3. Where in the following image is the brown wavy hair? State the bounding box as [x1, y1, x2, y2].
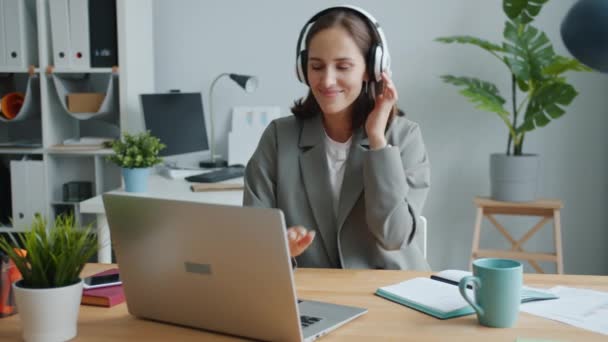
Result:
[291, 8, 402, 129]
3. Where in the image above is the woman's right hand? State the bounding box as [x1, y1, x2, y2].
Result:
[287, 226, 316, 258]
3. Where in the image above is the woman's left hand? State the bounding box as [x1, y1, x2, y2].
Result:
[365, 72, 398, 149]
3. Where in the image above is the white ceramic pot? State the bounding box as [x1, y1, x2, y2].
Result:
[13, 279, 83, 342]
[490, 153, 540, 202]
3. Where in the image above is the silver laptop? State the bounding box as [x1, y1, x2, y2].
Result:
[103, 194, 367, 342]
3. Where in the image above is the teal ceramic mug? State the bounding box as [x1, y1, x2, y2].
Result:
[458, 258, 522, 328]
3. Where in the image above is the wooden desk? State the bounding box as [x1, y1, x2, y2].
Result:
[1, 264, 607, 341]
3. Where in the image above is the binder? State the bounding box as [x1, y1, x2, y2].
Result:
[3, 0, 28, 68]
[88, 0, 118, 67]
[0, 0, 6, 66]
[68, 0, 90, 68]
[1, 0, 36, 68]
[49, 0, 71, 68]
[3, 0, 23, 67]
[10, 160, 46, 229]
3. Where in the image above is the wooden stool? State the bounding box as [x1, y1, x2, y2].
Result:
[470, 197, 564, 274]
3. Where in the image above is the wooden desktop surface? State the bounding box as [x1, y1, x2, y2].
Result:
[1, 264, 607, 341]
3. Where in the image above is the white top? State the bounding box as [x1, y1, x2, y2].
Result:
[324, 132, 352, 218]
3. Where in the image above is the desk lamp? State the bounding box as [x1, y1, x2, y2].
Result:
[200, 73, 259, 168]
[561, 0, 608, 73]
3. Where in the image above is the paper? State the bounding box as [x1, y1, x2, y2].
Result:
[431, 270, 558, 302]
[379, 277, 473, 314]
[521, 286, 608, 335]
[231, 106, 280, 132]
[228, 106, 281, 165]
[229, 130, 267, 166]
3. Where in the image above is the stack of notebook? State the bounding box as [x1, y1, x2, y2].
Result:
[81, 269, 125, 307]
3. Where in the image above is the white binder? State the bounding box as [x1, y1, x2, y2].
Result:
[10, 160, 47, 230]
[0, 0, 6, 67]
[3, 0, 24, 68]
[49, 0, 71, 68]
[1, 0, 36, 68]
[68, 0, 90, 68]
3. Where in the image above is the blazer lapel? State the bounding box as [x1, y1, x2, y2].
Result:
[299, 115, 339, 267]
[336, 129, 368, 234]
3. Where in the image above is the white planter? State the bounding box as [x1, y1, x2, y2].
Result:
[13, 279, 83, 342]
[490, 153, 540, 202]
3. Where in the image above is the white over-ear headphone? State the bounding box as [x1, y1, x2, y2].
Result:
[295, 5, 391, 86]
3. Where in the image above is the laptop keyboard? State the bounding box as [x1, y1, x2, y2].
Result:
[300, 315, 322, 328]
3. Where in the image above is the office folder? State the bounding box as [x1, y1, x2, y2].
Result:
[49, 0, 71, 67]
[68, 0, 90, 68]
[88, 0, 118, 67]
[2, 0, 36, 68]
[10, 160, 46, 229]
[0, 0, 6, 66]
[3, 0, 24, 67]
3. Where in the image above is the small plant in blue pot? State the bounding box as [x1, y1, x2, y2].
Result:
[108, 131, 166, 193]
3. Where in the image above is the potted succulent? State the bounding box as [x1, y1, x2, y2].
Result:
[436, 0, 591, 201]
[0, 214, 98, 342]
[107, 131, 165, 193]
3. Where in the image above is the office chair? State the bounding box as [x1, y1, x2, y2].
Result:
[414, 216, 427, 258]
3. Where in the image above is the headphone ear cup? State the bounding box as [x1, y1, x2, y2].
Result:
[296, 50, 308, 84]
[366, 44, 377, 82]
[367, 44, 383, 82]
[381, 49, 391, 76]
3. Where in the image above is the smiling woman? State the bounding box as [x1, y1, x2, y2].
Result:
[243, 6, 431, 271]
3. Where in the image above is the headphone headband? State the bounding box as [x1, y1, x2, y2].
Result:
[295, 5, 391, 84]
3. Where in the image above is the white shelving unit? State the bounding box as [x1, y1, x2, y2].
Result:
[0, 0, 154, 232]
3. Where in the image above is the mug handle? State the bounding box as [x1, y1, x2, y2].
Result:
[458, 275, 484, 316]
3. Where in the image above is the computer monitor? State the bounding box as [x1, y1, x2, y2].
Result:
[140, 92, 210, 169]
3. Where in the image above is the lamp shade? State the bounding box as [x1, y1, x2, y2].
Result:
[561, 0, 608, 73]
[229, 74, 259, 93]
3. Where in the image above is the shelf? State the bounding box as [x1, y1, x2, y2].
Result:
[0, 147, 44, 154]
[0, 226, 28, 233]
[46, 147, 114, 156]
[50, 73, 119, 122]
[51, 68, 116, 74]
[0, 0, 153, 237]
[51, 200, 94, 206]
[0, 68, 40, 74]
[0, 73, 42, 123]
[51, 201, 78, 206]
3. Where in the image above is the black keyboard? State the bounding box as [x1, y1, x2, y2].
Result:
[185, 166, 245, 183]
[300, 315, 322, 328]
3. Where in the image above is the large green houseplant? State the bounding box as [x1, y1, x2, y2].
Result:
[436, 0, 591, 201]
[0, 214, 98, 342]
[107, 131, 165, 193]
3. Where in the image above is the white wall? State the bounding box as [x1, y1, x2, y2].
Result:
[153, 0, 608, 275]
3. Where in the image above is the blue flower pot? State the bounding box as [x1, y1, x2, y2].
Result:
[122, 167, 150, 193]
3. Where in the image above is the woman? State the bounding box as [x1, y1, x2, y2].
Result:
[243, 6, 430, 270]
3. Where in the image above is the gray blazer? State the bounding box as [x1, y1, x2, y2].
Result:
[243, 114, 431, 270]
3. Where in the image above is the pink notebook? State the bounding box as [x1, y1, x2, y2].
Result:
[81, 269, 125, 307]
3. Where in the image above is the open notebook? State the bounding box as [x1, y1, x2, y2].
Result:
[375, 270, 558, 319]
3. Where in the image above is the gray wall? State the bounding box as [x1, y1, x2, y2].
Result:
[153, 0, 608, 275]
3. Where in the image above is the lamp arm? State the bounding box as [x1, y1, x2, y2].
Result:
[208, 73, 231, 162]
